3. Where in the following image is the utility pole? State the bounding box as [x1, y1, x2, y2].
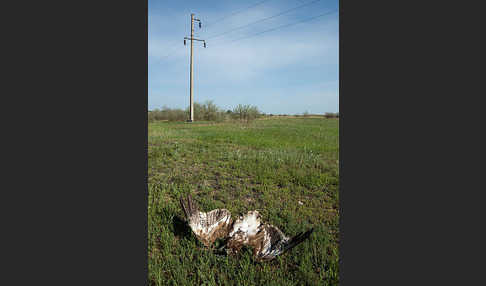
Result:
[184, 13, 206, 122]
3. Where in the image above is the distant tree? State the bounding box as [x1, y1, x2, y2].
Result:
[324, 112, 338, 119]
[148, 102, 264, 123]
[232, 104, 261, 123]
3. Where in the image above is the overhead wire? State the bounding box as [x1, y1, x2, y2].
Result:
[155, 0, 277, 61]
[204, 0, 322, 40]
[222, 9, 338, 45]
[154, 3, 337, 61]
[153, 41, 183, 62]
[203, 0, 273, 28]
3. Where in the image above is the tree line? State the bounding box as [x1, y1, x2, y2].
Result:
[148, 101, 262, 123]
[148, 101, 339, 122]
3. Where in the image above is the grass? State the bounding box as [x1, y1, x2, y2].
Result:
[148, 117, 339, 285]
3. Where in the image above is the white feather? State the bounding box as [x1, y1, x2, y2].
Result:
[228, 210, 261, 238]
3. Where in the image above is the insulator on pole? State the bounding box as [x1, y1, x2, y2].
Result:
[203, 42, 206, 48]
[184, 39, 186, 45]
[199, 22, 202, 29]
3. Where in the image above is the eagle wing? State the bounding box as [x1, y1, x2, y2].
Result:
[225, 210, 313, 261]
[254, 224, 314, 261]
[180, 194, 233, 247]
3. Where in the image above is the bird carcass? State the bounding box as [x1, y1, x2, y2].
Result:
[179, 194, 313, 261]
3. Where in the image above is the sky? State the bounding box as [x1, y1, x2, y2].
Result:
[149, 0, 339, 115]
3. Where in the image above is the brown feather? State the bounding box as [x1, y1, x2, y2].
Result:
[179, 196, 313, 260]
[179, 195, 233, 247]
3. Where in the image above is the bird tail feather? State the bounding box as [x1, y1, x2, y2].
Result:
[180, 194, 199, 220]
[282, 228, 314, 253]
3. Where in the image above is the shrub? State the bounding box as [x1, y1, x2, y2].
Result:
[148, 106, 187, 122]
[148, 102, 265, 123]
[149, 101, 233, 122]
[232, 104, 261, 123]
[324, 112, 339, 119]
[186, 100, 227, 121]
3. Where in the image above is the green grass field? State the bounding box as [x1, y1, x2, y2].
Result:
[148, 117, 339, 285]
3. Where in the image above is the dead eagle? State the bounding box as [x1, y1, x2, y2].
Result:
[180, 194, 314, 261]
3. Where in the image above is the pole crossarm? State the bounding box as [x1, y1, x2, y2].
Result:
[184, 37, 206, 42]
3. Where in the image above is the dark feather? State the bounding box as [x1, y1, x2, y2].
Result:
[180, 194, 199, 220]
[282, 228, 314, 253]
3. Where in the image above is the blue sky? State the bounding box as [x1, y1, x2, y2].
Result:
[149, 0, 339, 114]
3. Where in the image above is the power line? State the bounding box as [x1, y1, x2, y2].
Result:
[154, 3, 334, 61]
[223, 9, 338, 45]
[205, 0, 322, 40]
[153, 0, 287, 61]
[153, 42, 182, 62]
[204, 0, 273, 28]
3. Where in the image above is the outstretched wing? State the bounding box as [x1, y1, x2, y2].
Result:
[225, 210, 313, 261]
[254, 224, 314, 261]
[180, 194, 233, 247]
